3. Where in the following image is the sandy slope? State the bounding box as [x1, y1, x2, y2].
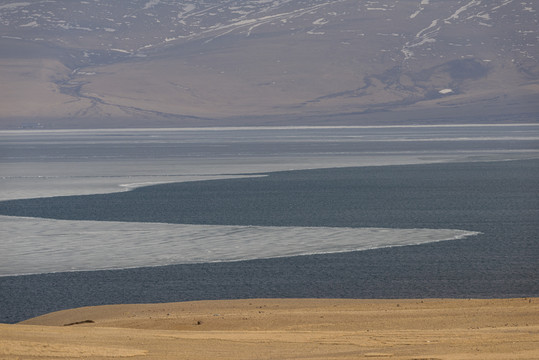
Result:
[1, 298, 538, 359]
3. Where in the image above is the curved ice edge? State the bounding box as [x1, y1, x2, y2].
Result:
[0, 217, 481, 277]
[4, 157, 536, 202]
[2, 236, 482, 278]
[79, 157, 539, 195]
[198, 229, 483, 262]
[118, 174, 267, 191]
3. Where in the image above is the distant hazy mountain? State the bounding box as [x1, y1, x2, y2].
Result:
[0, 0, 537, 128]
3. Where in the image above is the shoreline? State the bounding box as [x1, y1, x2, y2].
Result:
[2, 298, 538, 359]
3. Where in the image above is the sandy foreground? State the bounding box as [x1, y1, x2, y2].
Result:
[1, 298, 537, 359]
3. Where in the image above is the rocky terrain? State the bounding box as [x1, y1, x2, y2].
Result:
[0, 0, 537, 128]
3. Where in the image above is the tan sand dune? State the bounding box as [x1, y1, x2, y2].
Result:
[1, 298, 538, 359]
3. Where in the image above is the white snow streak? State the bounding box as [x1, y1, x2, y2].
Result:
[445, 0, 481, 22]
[402, 18, 440, 60]
[143, 0, 160, 10]
[0, 2, 30, 10]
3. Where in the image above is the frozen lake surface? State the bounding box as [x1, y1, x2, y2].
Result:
[0, 124, 537, 277]
[0, 216, 479, 276]
[2, 124, 537, 201]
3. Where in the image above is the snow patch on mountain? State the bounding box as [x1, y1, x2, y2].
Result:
[445, 0, 481, 23]
[402, 18, 440, 60]
[0, 2, 30, 10]
[143, 0, 161, 10]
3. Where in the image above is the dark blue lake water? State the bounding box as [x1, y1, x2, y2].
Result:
[0, 158, 537, 323]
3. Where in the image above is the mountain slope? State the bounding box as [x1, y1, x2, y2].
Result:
[0, 0, 537, 128]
